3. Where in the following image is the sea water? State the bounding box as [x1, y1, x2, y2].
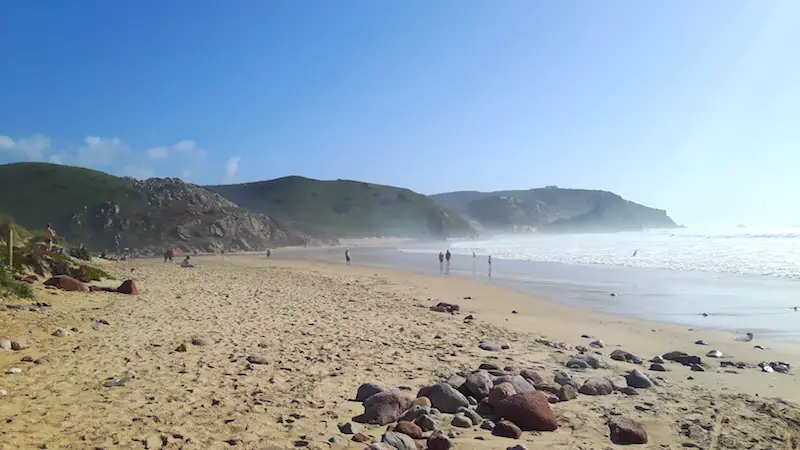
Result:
[392, 227, 800, 340]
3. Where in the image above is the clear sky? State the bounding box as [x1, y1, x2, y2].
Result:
[1, 1, 799, 226]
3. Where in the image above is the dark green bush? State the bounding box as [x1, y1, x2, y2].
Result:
[0, 263, 34, 299]
[70, 245, 92, 261]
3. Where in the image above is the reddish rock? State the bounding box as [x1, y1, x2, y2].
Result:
[493, 419, 522, 439]
[393, 421, 423, 439]
[496, 391, 558, 431]
[608, 417, 648, 444]
[519, 369, 544, 385]
[43, 275, 89, 292]
[426, 431, 453, 450]
[354, 390, 414, 425]
[352, 433, 371, 443]
[488, 382, 517, 407]
[117, 279, 140, 295]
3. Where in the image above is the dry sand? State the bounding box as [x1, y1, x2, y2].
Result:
[1, 255, 799, 449]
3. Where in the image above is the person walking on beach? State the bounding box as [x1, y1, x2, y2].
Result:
[488, 255, 492, 278]
[445, 250, 451, 275]
[345, 248, 351, 266]
[438, 252, 444, 273]
[266, 249, 271, 259]
[44, 223, 56, 252]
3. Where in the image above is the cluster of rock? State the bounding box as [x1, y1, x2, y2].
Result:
[42, 275, 139, 295]
[346, 359, 651, 448]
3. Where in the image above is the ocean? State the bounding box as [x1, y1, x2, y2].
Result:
[290, 228, 800, 341]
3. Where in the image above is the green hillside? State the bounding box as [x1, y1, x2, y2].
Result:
[0, 163, 326, 252]
[207, 176, 475, 239]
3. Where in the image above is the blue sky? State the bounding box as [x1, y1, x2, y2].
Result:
[1, 1, 799, 226]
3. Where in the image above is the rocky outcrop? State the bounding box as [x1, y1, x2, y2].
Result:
[431, 187, 678, 233]
[67, 177, 334, 253]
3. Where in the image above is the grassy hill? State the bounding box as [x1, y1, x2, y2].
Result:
[207, 176, 475, 239]
[0, 163, 328, 252]
[432, 187, 678, 232]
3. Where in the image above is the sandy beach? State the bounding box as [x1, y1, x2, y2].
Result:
[1, 255, 799, 449]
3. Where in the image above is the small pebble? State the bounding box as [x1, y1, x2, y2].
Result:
[695, 340, 708, 346]
[0, 389, 7, 396]
[706, 350, 723, 358]
[7, 368, 21, 374]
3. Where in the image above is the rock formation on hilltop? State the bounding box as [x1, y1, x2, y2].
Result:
[432, 187, 677, 233]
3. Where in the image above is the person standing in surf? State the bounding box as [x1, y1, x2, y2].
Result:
[445, 250, 451, 275]
[438, 252, 444, 273]
[345, 248, 351, 266]
[488, 255, 492, 278]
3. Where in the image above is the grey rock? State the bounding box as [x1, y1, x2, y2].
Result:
[445, 374, 466, 390]
[356, 383, 388, 401]
[690, 363, 705, 372]
[606, 375, 629, 391]
[625, 369, 654, 388]
[706, 349, 723, 358]
[400, 404, 430, 422]
[52, 329, 70, 337]
[610, 349, 643, 364]
[417, 383, 469, 413]
[328, 436, 341, 444]
[337, 422, 356, 434]
[558, 384, 578, 401]
[458, 406, 483, 425]
[480, 420, 495, 430]
[451, 414, 473, 428]
[381, 431, 416, 450]
[493, 374, 535, 394]
[589, 339, 605, 348]
[0, 339, 11, 350]
[695, 340, 708, 345]
[467, 396, 478, 405]
[479, 363, 501, 371]
[579, 377, 614, 395]
[649, 363, 667, 372]
[507, 446, 530, 450]
[479, 343, 503, 352]
[567, 354, 602, 369]
[651, 356, 665, 363]
[465, 370, 493, 399]
[414, 413, 437, 432]
[554, 370, 574, 386]
[662, 351, 702, 366]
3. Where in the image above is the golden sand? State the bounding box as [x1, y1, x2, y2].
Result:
[1, 255, 798, 449]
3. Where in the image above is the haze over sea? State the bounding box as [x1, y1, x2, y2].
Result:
[375, 227, 800, 341]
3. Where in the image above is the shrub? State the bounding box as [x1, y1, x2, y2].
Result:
[70, 245, 92, 261]
[0, 263, 34, 300]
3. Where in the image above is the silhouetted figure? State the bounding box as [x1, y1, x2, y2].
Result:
[632, 249, 639, 257]
[445, 250, 451, 275]
[266, 249, 271, 259]
[488, 255, 492, 278]
[472, 252, 476, 275]
[345, 248, 351, 266]
[438, 252, 444, 273]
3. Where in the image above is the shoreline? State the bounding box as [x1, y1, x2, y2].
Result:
[275, 243, 800, 342]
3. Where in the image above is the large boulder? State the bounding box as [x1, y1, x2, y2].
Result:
[417, 383, 469, 413]
[44, 275, 89, 292]
[495, 391, 558, 431]
[354, 390, 414, 425]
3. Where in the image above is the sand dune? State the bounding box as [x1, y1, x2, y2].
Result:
[1, 255, 798, 449]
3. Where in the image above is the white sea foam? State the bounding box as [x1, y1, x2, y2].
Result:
[402, 227, 800, 279]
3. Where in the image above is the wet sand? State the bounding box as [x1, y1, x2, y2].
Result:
[1, 255, 799, 449]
